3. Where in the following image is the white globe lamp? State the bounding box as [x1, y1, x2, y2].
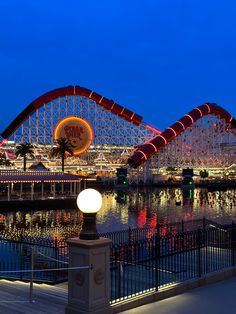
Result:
[77, 188, 102, 240]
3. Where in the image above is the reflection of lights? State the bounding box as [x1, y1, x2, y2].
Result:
[189, 189, 193, 199]
[0, 187, 236, 239]
[0, 214, 5, 223]
[137, 209, 146, 228]
[148, 215, 157, 228]
[120, 207, 128, 225]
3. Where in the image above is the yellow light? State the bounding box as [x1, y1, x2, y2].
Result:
[205, 103, 211, 113]
[185, 114, 194, 123]
[148, 142, 157, 152]
[98, 96, 103, 104]
[195, 107, 203, 117]
[137, 150, 147, 160]
[176, 120, 185, 130]
[157, 135, 167, 144]
[167, 127, 177, 136]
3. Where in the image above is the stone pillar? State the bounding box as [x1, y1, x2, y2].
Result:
[65, 237, 112, 314]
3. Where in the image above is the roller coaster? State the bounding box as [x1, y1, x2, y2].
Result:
[0, 86, 235, 182]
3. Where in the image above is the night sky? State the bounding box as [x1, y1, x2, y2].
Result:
[0, 0, 236, 132]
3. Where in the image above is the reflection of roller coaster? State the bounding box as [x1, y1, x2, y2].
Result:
[0, 86, 235, 182]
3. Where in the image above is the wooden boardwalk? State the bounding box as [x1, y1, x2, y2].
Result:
[0, 280, 68, 314]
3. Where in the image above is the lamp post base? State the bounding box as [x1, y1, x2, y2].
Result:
[79, 213, 99, 240]
[65, 237, 112, 314]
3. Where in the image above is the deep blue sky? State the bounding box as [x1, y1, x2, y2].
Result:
[0, 0, 236, 132]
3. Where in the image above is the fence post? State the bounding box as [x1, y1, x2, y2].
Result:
[113, 246, 122, 300]
[197, 228, 202, 278]
[231, 221, 235, 266]
[203, 224, 207, 273]
[19, 232, 23, 280]
[155, 232, 160, 291]
[54, 236, 58, 283]
[128, 227, 132, 265]
[116, 260, 123, 299]
[29, 246, 34, 303]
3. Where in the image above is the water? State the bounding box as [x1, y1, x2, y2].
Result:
[0, 187, 235, 240]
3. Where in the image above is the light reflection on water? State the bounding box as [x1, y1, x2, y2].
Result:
[97, 187, 236, 232]
[0, 187, 235, 239]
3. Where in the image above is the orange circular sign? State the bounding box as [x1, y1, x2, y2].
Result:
[54, 116, 93, 156]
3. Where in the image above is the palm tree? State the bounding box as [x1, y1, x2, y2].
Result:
[15, 143, 34, 171]
[50, 137, 74, 172]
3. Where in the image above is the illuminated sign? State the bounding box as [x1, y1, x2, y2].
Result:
[54, 116, 93, 156]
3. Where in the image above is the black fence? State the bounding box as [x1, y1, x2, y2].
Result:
[0, 219, 236, 304]
[101, 217, 221, 245]
[110, 224, 236, 303]
[0, 237, 68, 283]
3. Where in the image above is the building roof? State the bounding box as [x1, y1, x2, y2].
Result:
[28, 162, 49, 170]
[0, 170, 81, 183]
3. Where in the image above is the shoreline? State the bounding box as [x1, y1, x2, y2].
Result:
[0, 197, 77, 210]
[0, 180, 235, 209]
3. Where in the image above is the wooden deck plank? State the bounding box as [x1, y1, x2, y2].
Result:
[0, 280, 67, 314]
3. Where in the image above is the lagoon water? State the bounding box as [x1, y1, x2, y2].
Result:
[0, 187, 236, 240]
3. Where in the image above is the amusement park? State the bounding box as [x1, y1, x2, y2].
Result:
[0, 85, 236, 313]
[2, 0, 236, 311]
[0, 85, 235, 187]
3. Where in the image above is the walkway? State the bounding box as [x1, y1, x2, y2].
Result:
[122, 275, 236, 314]
[1, 276, 236, 313]
[0, 280, 67, 314]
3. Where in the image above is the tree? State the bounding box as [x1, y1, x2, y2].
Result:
[15, 143, 34, 171]
[50, 138, 74, 172]
[200, 169, 209, 179]
[0, 153, 12, 168]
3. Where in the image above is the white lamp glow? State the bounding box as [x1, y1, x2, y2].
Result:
[77, 188, 102, 213]
[77, 188, 102, 240]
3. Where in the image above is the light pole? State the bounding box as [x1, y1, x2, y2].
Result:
[77, 188, 102, 240]
[66, 188, 112, 314]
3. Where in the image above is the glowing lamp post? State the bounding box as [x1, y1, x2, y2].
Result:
[77, 188, 102, 240]
[66, 188, 111, 314]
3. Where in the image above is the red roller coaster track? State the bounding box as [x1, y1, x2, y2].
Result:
[128, 102, 236, 168]
[1, 86, 143, 139]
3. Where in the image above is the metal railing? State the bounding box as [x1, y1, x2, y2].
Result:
[110, 223, 236, 303]
[0, 219, 236, 304]
[100, 217, 219, 245]
[0, 238, 68, 283]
